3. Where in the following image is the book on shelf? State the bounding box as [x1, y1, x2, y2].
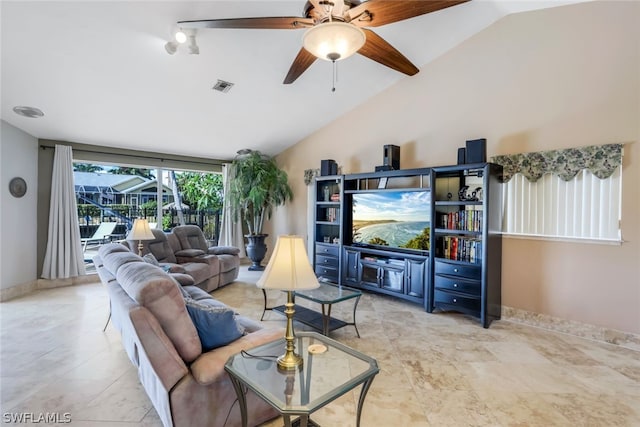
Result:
[437, 207, 483, 232]
[438, 235, 482, 263]
[325, 207, 338, 222]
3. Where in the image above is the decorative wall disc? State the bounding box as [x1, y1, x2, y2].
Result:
[9, 177, 27, 198]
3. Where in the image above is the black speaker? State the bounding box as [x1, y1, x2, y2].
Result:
[465, 138, 486, 164]
[383, 144, 400, 170]
[457, 147, 466, 165]
[320, 159, 337, 176]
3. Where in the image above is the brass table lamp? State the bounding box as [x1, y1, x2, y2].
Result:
[256, 235, 320, 370]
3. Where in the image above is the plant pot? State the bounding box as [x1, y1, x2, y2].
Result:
[245, 234, 268, 271]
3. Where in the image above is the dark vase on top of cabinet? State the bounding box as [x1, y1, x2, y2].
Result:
[428, 163, 502, 328]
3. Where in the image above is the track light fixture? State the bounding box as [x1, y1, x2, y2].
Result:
[164, 41, 178, 55]
[187, 34, 199, 55]
[164, 29, 193, 56]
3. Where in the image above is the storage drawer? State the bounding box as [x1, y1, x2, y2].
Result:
[315, 265, 338, 280]
[434, 275, 480, 295]
[316, 254, 339, 268]
[434, 290, 480, 313]
[316, 244, 340, 258]
[434, 259, 481, 280]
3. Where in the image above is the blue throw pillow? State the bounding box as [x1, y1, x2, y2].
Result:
[185, 300, 245, 351]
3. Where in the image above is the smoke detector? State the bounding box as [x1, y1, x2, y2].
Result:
[212, 80, 234, 93]
[13, 106, 44, 118]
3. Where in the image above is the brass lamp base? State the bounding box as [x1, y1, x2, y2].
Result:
[277, 291, 303, 371]
[277, 351, 303, 371]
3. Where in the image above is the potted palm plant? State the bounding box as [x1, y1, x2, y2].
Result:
[228, 150, 293, 270]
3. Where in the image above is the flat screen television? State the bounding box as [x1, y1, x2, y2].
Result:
[351, 190, 431, 253]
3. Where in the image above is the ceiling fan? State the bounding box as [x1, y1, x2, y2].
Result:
[177, 0, 470, 84]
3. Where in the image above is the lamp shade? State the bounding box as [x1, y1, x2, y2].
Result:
[302, 22, 366, 61]
[256, 235, 320, 291]
[128, 219, 155, 241]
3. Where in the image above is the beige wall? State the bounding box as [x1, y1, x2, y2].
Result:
[1, 121, 39, 289]
[271, 2, 640, 333]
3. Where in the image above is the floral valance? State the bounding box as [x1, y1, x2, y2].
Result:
[490, 143, 623, 182]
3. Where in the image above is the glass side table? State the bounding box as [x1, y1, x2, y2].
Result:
[261, 284, 362, 337]
[225, 331, 379, 427]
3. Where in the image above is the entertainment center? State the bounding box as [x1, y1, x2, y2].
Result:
[313, 162, 502, 328]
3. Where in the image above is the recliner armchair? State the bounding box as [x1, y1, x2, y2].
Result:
[171, 225, 241, 286]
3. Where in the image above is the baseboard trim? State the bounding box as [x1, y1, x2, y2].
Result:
[0, 274, 99, 302]
[502, 305, 640, 352]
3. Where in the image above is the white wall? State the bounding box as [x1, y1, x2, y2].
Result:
[1, 120, 38, 289]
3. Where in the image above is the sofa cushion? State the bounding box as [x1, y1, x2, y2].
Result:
[217, 253, 240, 274]
[139, 229, 177, 264]
[208, 246, 241, 256]
[180, 286, 216, 302]
[172, 225, 209, 252]
[188, 296, 229, 309]
[185, 299, 245, 351]
[116, 261, 202, 362]
[170, 273, 195, 286]
[160, 263, 186, 274]
[166, 232, 183, 254]
[181, 261, 219, 286]
[102, 251, 142, 276]
[174, 248, 205, 257]
[99, 243, 130, 257]
[142, 253, 160, 265]
[236, 316, 265, 334]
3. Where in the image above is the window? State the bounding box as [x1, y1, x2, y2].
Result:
[492, 144, 623, 244]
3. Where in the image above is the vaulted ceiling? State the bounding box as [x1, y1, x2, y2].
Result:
[1, 1, 585, 161]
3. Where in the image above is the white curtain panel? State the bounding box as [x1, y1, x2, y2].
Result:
[42, 145, 86, 279]
[219, 164, 247, 258]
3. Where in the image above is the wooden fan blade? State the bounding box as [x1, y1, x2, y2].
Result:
[283, 48, 318, 84]
[308, 0, 325, 13]
[358, 29, 419, 76]
[178, 17, 314, 30]
[348, 0, 469, 27]
[331, 0, 346, 18]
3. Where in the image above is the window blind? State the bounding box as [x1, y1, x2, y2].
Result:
[502, 167, 622, 242]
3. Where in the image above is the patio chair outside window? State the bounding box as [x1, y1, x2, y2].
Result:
[81, 222, 118, 252]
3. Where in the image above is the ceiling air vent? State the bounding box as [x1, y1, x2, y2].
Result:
[212, 80, 234, 93]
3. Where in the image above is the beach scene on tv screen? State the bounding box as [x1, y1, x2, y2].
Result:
[352, 191, 431, 250]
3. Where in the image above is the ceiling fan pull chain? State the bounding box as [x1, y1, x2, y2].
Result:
[332, 60, 337, 92]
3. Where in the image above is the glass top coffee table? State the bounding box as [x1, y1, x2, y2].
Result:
[262, 284, 362, 337]
[225, 331, 378, 427]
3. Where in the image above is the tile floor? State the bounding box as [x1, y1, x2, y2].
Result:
[1, 266, 639, 426]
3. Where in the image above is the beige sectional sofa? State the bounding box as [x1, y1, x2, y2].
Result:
[94, 243, 281, 427]
[126, 228, 240, 292]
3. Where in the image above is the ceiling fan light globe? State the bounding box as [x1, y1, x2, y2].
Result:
[303, 22, 365, 61]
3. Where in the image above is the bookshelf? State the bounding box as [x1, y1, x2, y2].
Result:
[429, 163, 503, 328]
